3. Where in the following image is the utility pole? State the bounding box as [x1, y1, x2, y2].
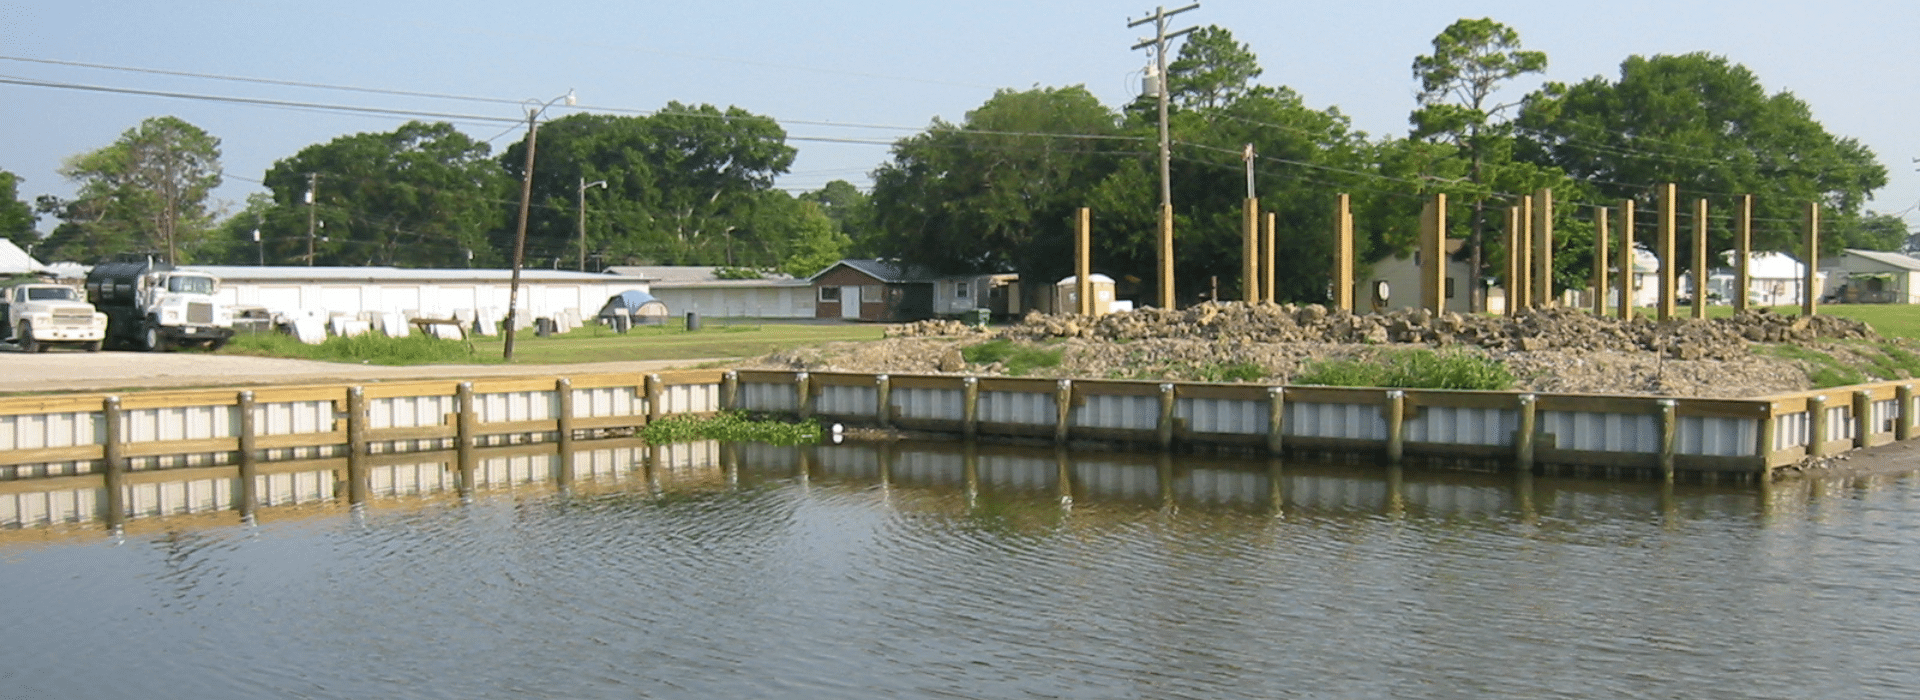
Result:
[578, 177, 607, 271]
[1131, 3, 1200, 310]
[305, 173, 318, 266]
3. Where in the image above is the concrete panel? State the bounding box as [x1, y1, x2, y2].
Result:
[816, 385, 878, 418]
[1178, 397, 1266, 435]
[1073, 394, 1158, 431]
[1289, 402, 1388, 440]
[1406, 405, 1515, 447]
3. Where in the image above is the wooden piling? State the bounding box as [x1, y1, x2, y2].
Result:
[1333, 194, 1354, 312]
[345, 386, 368, 506]
[1808, 395, 1830, 458]
[1854, 389, 1874, 450]
[1593, 206, 1610, 316]
[1532, 189, 1553, 308]
[1658, 184, 1678, 321]
[1263, 211, 1277, 303]
[1266, 386, 1285, 455]
[555, 378, 575, 487]
[456, 382, 477, 497]
[791, 372, 810, 420]
[961, 377, 979, 440]
[722, 370, 739, 411]
[875, 374, 893, 428]
[647, 374, 666, 423]
[1053, 379, 1073, 445]
[1157, 383, 1176, 450]
[1803, 202, 1820, 317]
[101, 396, 125, 530]
[1385, 390, 1406, 466]
[1657, 398, 1677, 481]
[1899, 384, 1915, 441]
[1692, 198, 1709, 319]
[1516, 394, 1537, 473]
[1076, 207, 1093, 315]
[1735, 195, 1753, 313]
[1617, 199, 1636, 319]
[237, 391, 259, 519]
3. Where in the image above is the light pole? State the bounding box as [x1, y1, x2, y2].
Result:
[504, 89, 575, 362]
[577, 177, 607, 271]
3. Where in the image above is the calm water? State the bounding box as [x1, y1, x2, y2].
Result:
[2, 442, 1918, 700]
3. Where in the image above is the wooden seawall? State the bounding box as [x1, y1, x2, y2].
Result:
[3, 369, 1912, 528]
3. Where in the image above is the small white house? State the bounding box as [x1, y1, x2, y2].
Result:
[1820, 249, 1920, 304]
[1365, 240, 1471, 313]
[1695, 251, 1814, 306]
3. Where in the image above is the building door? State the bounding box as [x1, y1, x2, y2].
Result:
[840, 286, 861, 319]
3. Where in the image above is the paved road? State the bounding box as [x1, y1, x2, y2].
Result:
[0, 348, 724, 394]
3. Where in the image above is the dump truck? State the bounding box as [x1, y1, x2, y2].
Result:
[0, 282, 108, 352]
[83, 258, 235, 351]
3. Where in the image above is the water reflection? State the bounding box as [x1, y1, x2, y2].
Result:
[1, 439, 1917, 699]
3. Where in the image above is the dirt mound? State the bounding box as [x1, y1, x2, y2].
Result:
[749, 303, 1894, 399]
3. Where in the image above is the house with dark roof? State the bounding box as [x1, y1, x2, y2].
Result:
[809, 259, 937, 322]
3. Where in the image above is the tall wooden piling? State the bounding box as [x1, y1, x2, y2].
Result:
[1658, 184, 1678, 321]
[1076, 207, 1093, 315]
[1592, 206, 1610, 316]
[1333, 194, 1354, 311]
[1263, 211, 1277, 303]
[101, 396, 125, 530]
[1617, 199, 1636, 319]
[237, 391, 259, 519]
[1532, 189, 1553, 308]
[1803, 202, 1820, 317]
[1692, 198, 1709, 319]
[1243, 197, 1259, 302]
[1421, 194, 1447, 314]
[1735, 195, 1753, 313]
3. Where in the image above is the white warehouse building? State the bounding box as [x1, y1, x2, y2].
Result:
[184, 266, 653, 329]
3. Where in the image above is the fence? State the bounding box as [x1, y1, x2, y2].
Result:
[3, 369, 1915, 528]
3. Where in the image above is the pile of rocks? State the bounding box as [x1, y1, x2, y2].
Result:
[889, 303, 1878, 360]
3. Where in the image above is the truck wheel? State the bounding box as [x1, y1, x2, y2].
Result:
[208, 337, 229, 352]
[17, 323, 38, 354]
[142, 322, 169, 352]
[86, 341, 102, 353]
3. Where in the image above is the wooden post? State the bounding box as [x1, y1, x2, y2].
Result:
[1076, 207, 1093, 315]
[1518, 194, 1533, 311]
[346, 386, 368, 506]
[1333, 194, 1354, 311]
[722, 370, 739, 411]
[1385, 390, 1406, 466]
[1593, 206, 1610, 316]
[555, 378, 575, 488]
[1421, 194, 1447, 314]
[875, 374, 892, 428]
[1266, 386, 1286, 455]
[1658, 184, 1678, 321]
[1803, 202, 1820, 317]
[1808, 395, 1829, 458]
[1158, 203, 1175, 310]
[1617, 199, 1637, 319]
[791, 372, 810, 420]
[1053, 379, 1073, 445]
[1899, 384, 1915, 442]
[1735, 195, 1753, 313]
[1516, 394, 1537, 473]
[1692, 198, 1710, 319]
[961, 376, 979, 440]
[1532, 188, 1553, 308]
[1157, 383, 1176, 450]
[646, 374, 665, 423]
[237, 391, 259, 520]
[1243, 197, 1259, 302]
[1657, 398, 1677, 481]
[1262, 212, 1277, 303]
[1505, 206, 1521, 316]
[1854, 389, 1874, 450]
[1757, 401, 1777, 475]
[456, 382, 477, 497]
[101, 396, 125, 531]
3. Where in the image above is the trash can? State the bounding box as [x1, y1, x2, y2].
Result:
[685, 311, 701, 332]
[967, 308, 991, 328]
[535, 317, 555, 337]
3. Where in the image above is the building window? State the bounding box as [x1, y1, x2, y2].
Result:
[818, 286, 840, 302]
[863, 285, 883, 302]
[956, 281, 970, 299]
[1445, 277, 1456, 299]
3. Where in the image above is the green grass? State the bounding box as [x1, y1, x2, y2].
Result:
[1295, 349, 1515, 390]
[221, 319, 884, 366]
[960, 339, 1064, 376]
[224, 330, 485, 365]
[1755, 339, 1920, 389]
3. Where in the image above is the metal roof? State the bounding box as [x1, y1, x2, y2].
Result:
[1837, 249, 1920, 273]
[178, 265, 632, 284]
[0, 239, 45, 275]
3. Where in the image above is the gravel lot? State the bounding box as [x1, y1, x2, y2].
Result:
[0, 347, 715, 394]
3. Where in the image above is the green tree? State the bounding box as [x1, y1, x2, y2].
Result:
[1410, 18, 1549, 311]
[1518, 52, 1889, 260]
[1167, 26, 1263, 111]
[505, 104, 796, 267]
[54, 116, 223, 262]
[262, 121, 507, 267]
[798, 180, 876, 256]
[0, 170, 34, 244]
[871, 86, 1128, 283]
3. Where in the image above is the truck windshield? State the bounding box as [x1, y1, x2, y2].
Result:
[25, 287, 79, 301]
[166, 276, 216, 294]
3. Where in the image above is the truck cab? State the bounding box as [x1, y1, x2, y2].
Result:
[85, 259, 236, 351]
[1, 283, 108, 352]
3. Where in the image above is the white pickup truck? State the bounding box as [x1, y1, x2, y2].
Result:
[1, 283, 108, 352]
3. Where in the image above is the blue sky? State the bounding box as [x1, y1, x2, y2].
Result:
[3, 0, 1915, 239]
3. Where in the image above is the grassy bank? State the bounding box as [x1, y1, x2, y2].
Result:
[220, 318, 883, 366]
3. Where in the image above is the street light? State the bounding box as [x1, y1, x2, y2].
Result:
[503, 89, 575, 362]
[578, 177, 607, 271]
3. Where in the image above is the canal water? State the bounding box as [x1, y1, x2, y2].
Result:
[2, 441, 1917, 699]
